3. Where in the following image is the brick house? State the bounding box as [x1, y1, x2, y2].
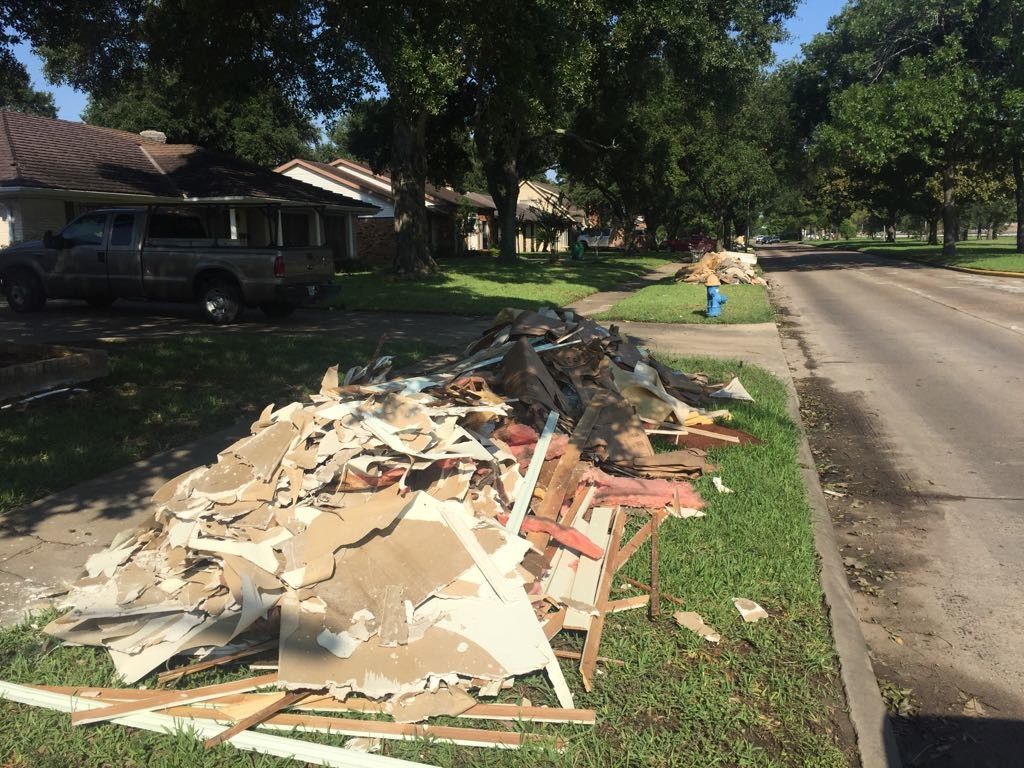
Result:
[275, 157, 497, 263]
[0, 111, 378, 265]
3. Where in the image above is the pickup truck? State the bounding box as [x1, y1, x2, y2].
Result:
[0, 206, 339, 323]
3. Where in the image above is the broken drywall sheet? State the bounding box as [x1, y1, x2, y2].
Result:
[733, 598, 769, 623]
[673, 611, 721, 644]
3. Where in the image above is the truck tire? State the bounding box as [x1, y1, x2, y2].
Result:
[86, 297, 116, 309]
[198, 277, 242, 324]
[260, 301, 296, 320]
[2, 268, 46, 313]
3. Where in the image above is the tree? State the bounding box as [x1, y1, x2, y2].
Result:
[0, 8, 56, 117]
[83, 75, 318, 167]
[789, 0, 1024, 257]
[465, 0, 599, 263]
[11, 0, 465, 277]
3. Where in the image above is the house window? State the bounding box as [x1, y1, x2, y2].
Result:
[281, 209, 321, 247]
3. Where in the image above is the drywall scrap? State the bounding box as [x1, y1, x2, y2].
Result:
[6, 308, 765, 765]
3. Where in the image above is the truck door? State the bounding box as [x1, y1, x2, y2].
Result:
[106, 212, 143, 297]
[59, 212, 110, 297]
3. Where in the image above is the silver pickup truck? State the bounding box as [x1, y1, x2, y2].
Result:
[0, 205, 339, 323]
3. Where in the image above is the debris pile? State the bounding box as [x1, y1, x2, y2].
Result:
[675, 250, 766, 286]
[6, 308, 762, 766]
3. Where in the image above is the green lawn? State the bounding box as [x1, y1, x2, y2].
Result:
[824, 236, 1024, 272]
[333, 252, 675, 315]
[0, 357, 852, 767]
[598, 281, 774, 324]
[0, 335, 429, 517]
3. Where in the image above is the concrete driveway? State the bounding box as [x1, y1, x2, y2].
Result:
[762, 243, 1024, 766]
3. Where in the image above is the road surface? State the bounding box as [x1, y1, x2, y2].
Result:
[762, 244, 1024, 767]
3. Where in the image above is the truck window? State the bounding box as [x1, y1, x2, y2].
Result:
[110, 214, 135, 247]
[61, 213, 107, 246]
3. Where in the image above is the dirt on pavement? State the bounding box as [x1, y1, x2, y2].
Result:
[776, 307, 1024, 768]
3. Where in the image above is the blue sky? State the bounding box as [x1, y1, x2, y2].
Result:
[11, 0, 847, 121]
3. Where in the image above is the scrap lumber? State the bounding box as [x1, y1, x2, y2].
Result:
[620, 577, 686, 608]
[166, 706, 565, 750]
[3, 681, 431, 768]
[579, 507, 627, 691]
[613, 510, 667, 572]
[71, 673, 278, 726]
[553, 649, 625, 667]
[506, 409, 559, 534]
[650, 509, 661, 618]
[528, 400, 605, 550]
[157, 640, 277, 685]
[204, 690, 309, 749]
[607, 595, 650, 613]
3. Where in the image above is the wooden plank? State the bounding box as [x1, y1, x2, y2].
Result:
[607, 595, 650, 613]
[612, 510, 667, 573]
[542, 606, 566, 640]
[621, 576, 686, 608]
[579, 507, 627, 692]
[270, 696, 595, 725]
[527, 401, 604, 550]
[5, 682, 430, 768]
[506, 409, 559, 534]
[157, 641, 277, 685]
[677, 425, 741, 443]
[163, 707, 565, 750]
[552, 649, 625, 667]
[70, 673, 279, 726]
[204, 691, 308, 749]
[650, 509, 661, 618]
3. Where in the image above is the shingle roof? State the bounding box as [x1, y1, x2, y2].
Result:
[0, 111, 377, 211]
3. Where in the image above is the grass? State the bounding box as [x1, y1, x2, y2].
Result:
[0, 335, 430, 517]
[0, 357, 853, 767]
[598, 281, 774, 324]
[823, 236, 1024, 272]
[333, 252, 675, 316]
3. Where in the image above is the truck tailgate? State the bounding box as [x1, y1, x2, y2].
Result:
[279, 248, 334, 284]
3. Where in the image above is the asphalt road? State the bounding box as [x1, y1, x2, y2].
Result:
[762, 244, 1024, 765]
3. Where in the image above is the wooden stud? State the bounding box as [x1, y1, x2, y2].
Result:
[650, 509, 661, 618]
[607, 595, 650, 613]
[157, 641, 277, 686]
[70, 673, 279, 726]
[204, 691, 308, 749]
[620, 576, 686, 608]
[579, 506, 627, 692]
[553, 649, 625, 667]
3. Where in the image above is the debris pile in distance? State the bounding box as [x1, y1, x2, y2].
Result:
[675, 250, 767, 285]
[13, 308, 762, 764]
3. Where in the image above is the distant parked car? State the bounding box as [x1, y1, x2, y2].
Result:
[665, 233, 716, 255]
[577, 228, 613, 249]
[763, 235, 781, 244]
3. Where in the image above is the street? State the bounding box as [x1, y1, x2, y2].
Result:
[763, 244, 1024, 765]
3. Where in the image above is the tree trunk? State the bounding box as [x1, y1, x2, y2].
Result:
[884, 209, 897, 242]
[1014, 152, 1024, 254]
[391, 111, 436, 276]
[485, 159, 520, 263]
[927, 216, 939, 245]
[719, 214, 729, 251]
[942, 161, 957, 259]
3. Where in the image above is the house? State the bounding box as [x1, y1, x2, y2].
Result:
[0, 111, 378, 266]
[275, 157, 497, 263]
[515, 179, 586, 252]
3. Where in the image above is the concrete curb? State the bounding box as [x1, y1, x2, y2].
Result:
[774, 330, 903, 768]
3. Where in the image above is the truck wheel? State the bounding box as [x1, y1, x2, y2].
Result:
[260, 301, 296, 320]
[86, 297, 116, 309]
[199, 277, 242, 324]
[3, 269, 46, 313]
